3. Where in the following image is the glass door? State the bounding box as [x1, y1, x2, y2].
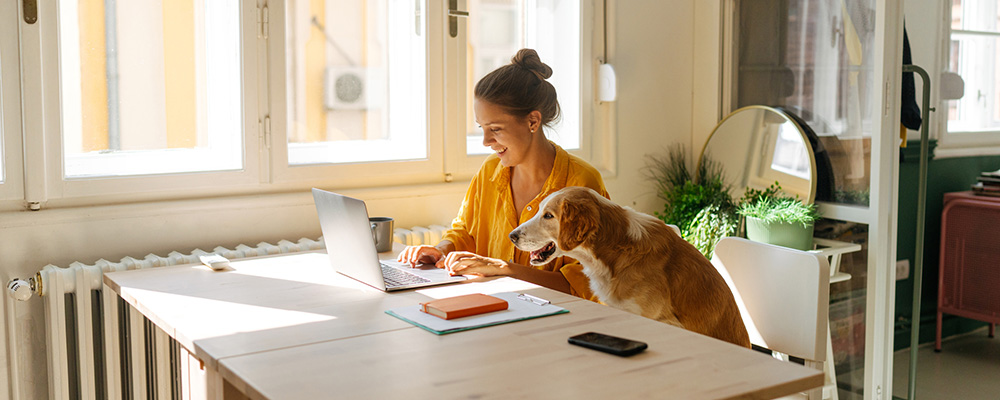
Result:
[728, 0, 902, 398]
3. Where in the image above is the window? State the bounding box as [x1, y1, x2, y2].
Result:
[19, 0, 604, 205]
[268, 0, 603, 187]
[58, 0, 244, 178]
[283, 0, 427, 166]
[464, 0, 581, 155]
[945, 0, 1000, 149]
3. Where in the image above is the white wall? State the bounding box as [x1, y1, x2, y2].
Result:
[903, 0, 945, 141]
[0, 1, 710, 398]
[604, 0, 695, 212]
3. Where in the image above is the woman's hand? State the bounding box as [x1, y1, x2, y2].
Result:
[440, 251, 512, 277]
[396, 245, 444, 268]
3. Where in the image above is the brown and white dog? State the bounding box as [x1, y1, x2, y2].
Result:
[509, 186, 750, 348]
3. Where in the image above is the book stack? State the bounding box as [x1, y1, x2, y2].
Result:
[972, 169, 1000, 197]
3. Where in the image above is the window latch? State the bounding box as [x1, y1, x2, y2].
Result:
[23, 0, 37, 24]
[448, 0, 469, 38]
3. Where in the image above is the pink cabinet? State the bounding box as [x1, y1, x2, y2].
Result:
[936, 191, 1000, 351]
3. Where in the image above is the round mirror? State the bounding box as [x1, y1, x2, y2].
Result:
[698, 106, 817, 203]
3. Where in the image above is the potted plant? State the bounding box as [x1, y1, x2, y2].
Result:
[737, 182, 821, 251]
[645, 145, 738, 258]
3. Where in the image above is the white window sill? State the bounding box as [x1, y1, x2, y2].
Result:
[933, 145, 1000, 159]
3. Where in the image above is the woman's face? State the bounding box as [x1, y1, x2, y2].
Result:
[474, 99, 538, 167]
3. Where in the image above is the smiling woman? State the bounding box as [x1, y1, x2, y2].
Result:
[397, 49, 609, 301]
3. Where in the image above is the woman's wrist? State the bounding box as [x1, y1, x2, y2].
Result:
[495, 259, 516, 275]
[434, 240, 455, 257]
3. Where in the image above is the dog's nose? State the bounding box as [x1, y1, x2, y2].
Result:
[509, 231, 519, 243]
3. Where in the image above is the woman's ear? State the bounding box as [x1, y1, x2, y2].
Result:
[527, 110, 542, 133]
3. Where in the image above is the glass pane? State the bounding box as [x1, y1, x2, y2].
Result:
[59, 0, 243, 178]
[285, 0, 426, 165]
[736, 2, 877, 398]
[951, 0, 1000, 33]
[736, 0, 873, 208]
[947, 34, 1000, 132]
[465, 0, 580, 155]
[816, 218, 870, 399]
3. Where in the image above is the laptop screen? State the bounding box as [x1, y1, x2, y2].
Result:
[312, 188, 387, 290]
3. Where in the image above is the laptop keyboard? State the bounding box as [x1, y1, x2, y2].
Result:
[381, 263, 432, 288]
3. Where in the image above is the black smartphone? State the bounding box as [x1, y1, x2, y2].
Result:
[568, 332, 648, 357]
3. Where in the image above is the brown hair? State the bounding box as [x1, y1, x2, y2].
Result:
[474, 48, 560, 128]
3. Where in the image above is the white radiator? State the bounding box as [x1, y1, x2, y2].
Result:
[393, 224, 450, 247]
[11, 237, 324, 400]
[7, 225, 449, 400]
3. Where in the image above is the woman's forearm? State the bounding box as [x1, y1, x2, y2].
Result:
[504, 262, 572, 294]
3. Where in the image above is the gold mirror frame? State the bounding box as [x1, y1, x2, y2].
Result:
[698, 105, 818, 204]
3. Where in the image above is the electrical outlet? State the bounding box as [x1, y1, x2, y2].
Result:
[896, 259, 910, 281]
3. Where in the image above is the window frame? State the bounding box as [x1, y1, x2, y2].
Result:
[22, 0, 263, 203]
[14, 0, 610, 208]
[264, 0, 447, 188]
[939, 0, 1000, 157]
[1, 0, 25, 202]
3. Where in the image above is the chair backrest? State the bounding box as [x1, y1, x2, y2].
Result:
[711, 237, 830, 361]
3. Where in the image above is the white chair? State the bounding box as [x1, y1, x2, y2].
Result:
[711, 237, 832, 400]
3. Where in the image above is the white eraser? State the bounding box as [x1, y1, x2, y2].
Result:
[198, 254, 230, 271]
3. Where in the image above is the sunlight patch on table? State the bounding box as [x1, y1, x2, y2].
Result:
[416, 277, 540, 299]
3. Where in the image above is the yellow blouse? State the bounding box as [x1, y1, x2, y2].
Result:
[441, 142, 609, 301]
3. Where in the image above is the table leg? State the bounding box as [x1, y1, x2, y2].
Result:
[206, 366, 225, 400]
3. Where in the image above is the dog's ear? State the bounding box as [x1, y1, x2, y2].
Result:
[557, 195, 598, 251]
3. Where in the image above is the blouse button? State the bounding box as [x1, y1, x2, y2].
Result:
[527, 206, 533, 211]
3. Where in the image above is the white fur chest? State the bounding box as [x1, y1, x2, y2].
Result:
[573, 252, 642, 315]
[579, 258, 643, 315]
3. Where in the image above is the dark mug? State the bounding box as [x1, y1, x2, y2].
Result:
[369, 217, 394, 253]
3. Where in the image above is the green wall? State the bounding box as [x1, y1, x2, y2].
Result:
[894, 140, 1000, 350]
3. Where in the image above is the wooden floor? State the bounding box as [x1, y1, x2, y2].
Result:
[892, 326, 1000, 400]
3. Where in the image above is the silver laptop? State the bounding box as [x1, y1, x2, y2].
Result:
[312, 188, 466, 291]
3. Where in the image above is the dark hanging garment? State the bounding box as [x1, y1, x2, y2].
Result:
[901, 22, 922, 131]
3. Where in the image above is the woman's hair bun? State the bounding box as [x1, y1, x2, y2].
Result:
[474, 48, 561, 127]
[511, 48, 552, 80]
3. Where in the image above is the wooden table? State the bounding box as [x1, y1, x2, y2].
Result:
[104, 245, 824, 399]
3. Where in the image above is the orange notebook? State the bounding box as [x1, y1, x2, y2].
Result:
[420, 293, 509, 320]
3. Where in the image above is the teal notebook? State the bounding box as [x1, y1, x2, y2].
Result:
[385, 291, 569, 335]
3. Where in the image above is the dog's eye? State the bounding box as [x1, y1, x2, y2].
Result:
[543, 212, 554, 219]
